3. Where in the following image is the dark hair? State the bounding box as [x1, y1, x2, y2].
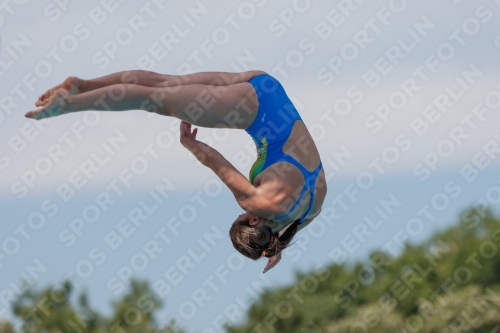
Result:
[229, 218, 299, 259]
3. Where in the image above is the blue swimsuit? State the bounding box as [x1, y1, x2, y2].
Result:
[245, 73, 323, 223]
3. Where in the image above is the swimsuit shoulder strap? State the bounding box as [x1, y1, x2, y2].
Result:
[298, 161, 323, 223]
[273, 159, 323, 223]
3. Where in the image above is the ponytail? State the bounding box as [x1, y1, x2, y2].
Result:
[230, 219, 300, 260]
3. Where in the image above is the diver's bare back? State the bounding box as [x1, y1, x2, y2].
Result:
[251, 116, 327, 224]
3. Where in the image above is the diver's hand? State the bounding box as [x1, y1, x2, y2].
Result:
[179, 120, 199, 148]
[263, 252, 281, 274]
[180, 121, 212, 165]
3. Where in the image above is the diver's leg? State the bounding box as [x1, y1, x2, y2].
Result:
[26, 82, 259, 129]
[77, 70, 266, 89]
[36, 76, 81, 106]
[151, 82, 260, 128]
[36, 71, 166, 106]
[160, 70, 266, 88]
[37, 70, 266, 106]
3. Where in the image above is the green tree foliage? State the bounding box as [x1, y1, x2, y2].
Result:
[325, 286, 500, 333]
[2, 279, 184, 333]
[3, 207, 500, 333]
[0, 322, 16, 333]
[226, 207, 500, 333]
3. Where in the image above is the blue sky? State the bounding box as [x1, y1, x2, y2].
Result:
[1, 0, 500, 332]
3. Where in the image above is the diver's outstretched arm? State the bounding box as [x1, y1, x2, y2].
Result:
[179, 121, 263, 210]
[179, 121, 278, 217]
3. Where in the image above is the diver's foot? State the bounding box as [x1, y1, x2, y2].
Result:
[36, 76, 81, 107]
[26, 89, 72, 120]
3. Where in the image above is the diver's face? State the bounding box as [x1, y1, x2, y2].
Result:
[236, 212, 267, 228]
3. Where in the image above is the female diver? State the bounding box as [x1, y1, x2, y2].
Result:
[25, 70, 327, 273]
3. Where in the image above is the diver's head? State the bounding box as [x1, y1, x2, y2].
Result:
[229, 212, 299, 260]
